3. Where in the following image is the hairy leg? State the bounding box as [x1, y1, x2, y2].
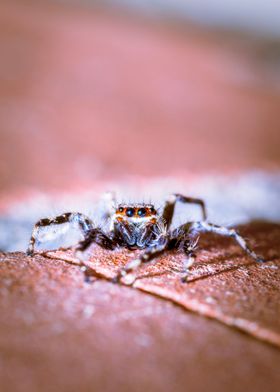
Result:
[162, 194, 207, 230]
[180, 236, 199, 282]
[74, 228, 118, 280]
[27, 212, 94, 255]
[168, 228, 198, 282]
[181, 253, 197, 283]
[189, 221, 266, 263]
[112, 238, 168, 284]
[75, 228, 117, 252]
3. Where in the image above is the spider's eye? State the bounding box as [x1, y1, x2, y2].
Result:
[150, 207, 156, 214]
[138, 208, 146, 217]
[126, 208, 135, 217]
[118, 207, 124, 213]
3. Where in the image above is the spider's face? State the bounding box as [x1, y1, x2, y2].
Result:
[111, 204, 159, 249]
[112, 204, 159, 248]
[115, 204, 158, 224]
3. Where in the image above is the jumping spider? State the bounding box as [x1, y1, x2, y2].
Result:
[27, 193, 266, 284]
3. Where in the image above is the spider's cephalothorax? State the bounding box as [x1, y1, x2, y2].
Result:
[110, 204, 161, 249]
[27, 193, 267, 284]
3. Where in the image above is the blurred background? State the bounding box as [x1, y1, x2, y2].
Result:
[1, 4, 280, 392]
[0, 0, 280, 203]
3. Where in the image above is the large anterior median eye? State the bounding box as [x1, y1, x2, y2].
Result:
[137, 208, 146, 217]
[126, 208, 135, 217]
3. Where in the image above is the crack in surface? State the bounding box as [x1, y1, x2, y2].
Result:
[41, 221, 280, 348]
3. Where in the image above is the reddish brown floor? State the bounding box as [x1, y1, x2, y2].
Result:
[1, 222, 280, 392]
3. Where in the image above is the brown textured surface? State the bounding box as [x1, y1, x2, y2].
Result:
[45, 221, 280, 347]
[1, 222, 280, 392]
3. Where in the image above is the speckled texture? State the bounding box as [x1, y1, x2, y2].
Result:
[1, 222, 280, 392]
[44, 221, 280, 347]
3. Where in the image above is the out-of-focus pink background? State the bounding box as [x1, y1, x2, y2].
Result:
[1, 5, 280, 392]
[0, 0, 280, 198]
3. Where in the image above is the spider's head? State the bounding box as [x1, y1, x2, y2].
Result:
[115, 204, 158, 224]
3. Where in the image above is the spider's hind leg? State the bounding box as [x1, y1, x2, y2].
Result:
[190, 221, 266, 263]
[180, 238, 199, 282]
[169, 228, 198, 282]
[27, 212, 94, 256]
[180, 253, 197, 283]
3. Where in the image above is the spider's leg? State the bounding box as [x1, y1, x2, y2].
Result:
[162, 194, 207, 230]
[168, 225, 199, 282]
[189, 221, 266, 263]
[179, 235, 200, 282]
[73, 228, 118, 283]
[112, 237, 168, 284]
[180, 252, 197, 283]
[27, 212, 94, 256]
[75, 228, 117, 252]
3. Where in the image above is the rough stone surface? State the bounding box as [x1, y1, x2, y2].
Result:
[45, 221, 280, 346]
[0, 222, 280, 392]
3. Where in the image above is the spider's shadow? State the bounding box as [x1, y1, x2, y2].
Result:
[59, 244, 278, 285]
[134, 252, 278, 284]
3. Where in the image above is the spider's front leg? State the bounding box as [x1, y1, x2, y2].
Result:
[75, 228, 117, 253]
[112, 238, 168, 285]
[27, 212, 94, 256]
[74, 228, 118, 282]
